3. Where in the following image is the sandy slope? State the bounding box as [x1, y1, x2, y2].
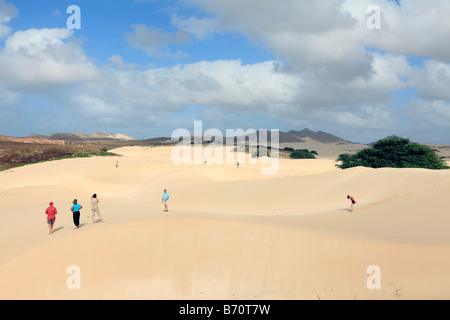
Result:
[0, 146, 450, 300]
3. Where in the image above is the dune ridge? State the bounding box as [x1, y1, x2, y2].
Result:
[1, 146, 450, 299]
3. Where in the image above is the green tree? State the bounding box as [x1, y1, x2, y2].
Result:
[336, 138, 449, 170]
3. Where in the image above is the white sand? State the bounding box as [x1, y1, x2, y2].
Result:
[1, 145, 450, 300]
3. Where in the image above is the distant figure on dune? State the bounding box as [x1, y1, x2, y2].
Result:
[162, 189, 170, 212]
[237, 161, 240, 168]
[116, 161, 118, 168]
[347, 195, 356, 212]
[45, 202, 57, 235]
[91, 194, 104, 223]
[71, 199, 83, 229]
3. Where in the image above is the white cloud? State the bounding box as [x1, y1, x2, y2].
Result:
[407, 99, 450, 129]
[344, 0, 450, 61]
[108, 55, 139, 69]
[125, 24, 189, 58]
[64, 60, 302, 124]
[176, 0, 450, 79]
[0, 23, 414, 140]
[170, 14, 221, 40]
[409, 60, 450, 101]
[1, 0, 450, 143]
[59, 52, 411, 136]
[162, 0, 450, 142]
[0, 28, 99, 90]
[0, 0, 17, 38]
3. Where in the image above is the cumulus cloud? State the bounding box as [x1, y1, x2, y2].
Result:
[176, 0, 373, 80]
[63, 59, 301, 126]
[59, 52, 411, 137]
[162, 0, 450, 142]
[1, 0, 450, 143]
[108, 55, 139, 69]
[179, 0, 450, 63]
[170, 14, 221, 40]
[345, 0, 450, 62]
[407, 99, 450, 129]
[409, 60, 450, 101]
[0, 0, 17, 38]
[0, 28, 98, 90]
[125, 24, 190, 58]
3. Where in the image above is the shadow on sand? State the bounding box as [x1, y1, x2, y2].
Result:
[52, 226, 64, 233]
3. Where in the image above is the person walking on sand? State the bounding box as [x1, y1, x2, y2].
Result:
[45, 202, 57, 235]
[71, 199, 83, 229]
[347, 195, 356, 212]
[162, 189, 170, 212]
[91, 194, 104, 223]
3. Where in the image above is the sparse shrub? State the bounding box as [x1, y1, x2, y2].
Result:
[289, 149, 316, 159]
[336, 137, 449, 170]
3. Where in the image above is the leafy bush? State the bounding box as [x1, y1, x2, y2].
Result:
[289, 149, 316, 159]
[336, 138, 449, 170]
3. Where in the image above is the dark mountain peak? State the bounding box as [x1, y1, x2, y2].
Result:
[246, 128, 350, 144]
[282, 129, 347, 144]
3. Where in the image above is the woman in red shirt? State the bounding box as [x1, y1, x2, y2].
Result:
[45, 202, 57, 235]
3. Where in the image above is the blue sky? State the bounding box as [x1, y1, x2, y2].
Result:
[1, 0, 450, 143]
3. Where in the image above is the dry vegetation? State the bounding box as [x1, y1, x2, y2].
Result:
[0, 142, 111, 171]
[0, 138, 174, 171]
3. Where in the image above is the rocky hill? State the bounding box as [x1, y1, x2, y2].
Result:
[26, 132, 137, 141]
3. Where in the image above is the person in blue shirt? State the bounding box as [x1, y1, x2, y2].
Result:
[161, 189, 170, 212]
[71, 199, 83, 229]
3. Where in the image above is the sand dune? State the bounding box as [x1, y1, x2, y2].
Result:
[1, 146, 450, 299]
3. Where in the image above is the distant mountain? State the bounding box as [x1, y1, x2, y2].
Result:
[0, 135, 64, 145]
[283, 129, 349, 144]
[233, 128, 349, 145]
[23, 129, 349, 144]
[26, 132, 137, 141]
[369, 135, 406, 145]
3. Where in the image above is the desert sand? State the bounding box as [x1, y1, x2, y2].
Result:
[0, 145, 450, 300]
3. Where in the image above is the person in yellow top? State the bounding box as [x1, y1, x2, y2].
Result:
[91, 194, 104, 223]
